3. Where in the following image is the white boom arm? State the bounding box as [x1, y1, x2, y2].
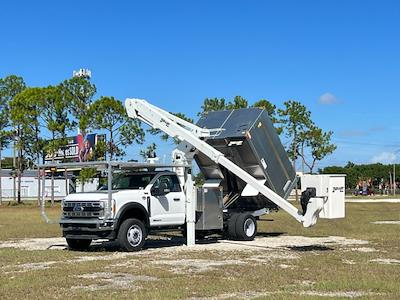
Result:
[125, 98, 323, 227]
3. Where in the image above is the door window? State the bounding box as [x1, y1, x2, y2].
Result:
[153, 175, 182, 193]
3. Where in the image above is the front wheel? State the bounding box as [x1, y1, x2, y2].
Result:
[235, 213, 257, 241]
[117, 218, 146, 252]
[66, 238, 92, 250]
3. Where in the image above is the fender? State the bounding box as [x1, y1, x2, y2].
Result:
[115, 202, 150, 229]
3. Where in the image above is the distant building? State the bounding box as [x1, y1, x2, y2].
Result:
[0, 169, 98, 198]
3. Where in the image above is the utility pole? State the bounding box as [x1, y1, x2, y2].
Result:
[13, 133, 16, 202]
[0, 140, 2, 205]
[394, 164, 396, 196]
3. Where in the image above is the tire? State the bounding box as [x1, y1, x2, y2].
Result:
[66, 238, 92, 251]
[227, 213, 239, 240]
[117, 218, 146, 252]
[235, 213, 257, 241]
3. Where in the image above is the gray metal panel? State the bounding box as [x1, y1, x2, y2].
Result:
[195, 108, 296, 209]
[195, 187, 223, 230]
[197, 110, 234, 132]
[197, 108, 262, 139]
[247, 109, 296, 198]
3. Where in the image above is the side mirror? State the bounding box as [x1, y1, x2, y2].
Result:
[151, 183, 169, 196]
[151, 186, 160, 196]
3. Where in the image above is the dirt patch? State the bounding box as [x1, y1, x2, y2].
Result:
[300, 291, 380, 298]
[371, 221, 400, 225]
[342, 259, 356, 265]
[0, 235, 368, 253]
[370, 258, 400, 265]
[245, 251, 298, 263]
[2, 261, 58, 274]
[73, 272, 157, 291]
[0, 237, 68, 251]
[193, 236, 368, 252]
[278, 263, 294, 269]
[188, 291, 274, 300]
[189, 290, 380, 299]
[152, 258, 246, 274]
[70, 253, 130, 263]
[1, 252, 136, 275]
[149, 235, 367, 255]
[350, 247, 377, 253]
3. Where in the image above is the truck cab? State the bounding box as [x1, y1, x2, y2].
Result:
[61, 170, 186, 251]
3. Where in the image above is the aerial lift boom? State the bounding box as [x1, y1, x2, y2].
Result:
[125, 98, 325, 231]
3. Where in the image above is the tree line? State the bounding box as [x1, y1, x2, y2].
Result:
[0, 74, 145, 203]
[0, 74, 337, 203]
[320, 162, 399, 189]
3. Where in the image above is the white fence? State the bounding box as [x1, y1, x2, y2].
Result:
[0, 176, 99, 198]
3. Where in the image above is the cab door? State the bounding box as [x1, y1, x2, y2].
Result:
[149, 174, 185, 226]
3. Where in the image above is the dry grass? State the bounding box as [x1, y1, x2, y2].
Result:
[0, 202, 399, 299]
[0, 201, 61, 240]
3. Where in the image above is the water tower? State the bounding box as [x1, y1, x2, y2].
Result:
[72, 68, 92, 79]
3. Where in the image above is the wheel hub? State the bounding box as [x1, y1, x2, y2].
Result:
[127, 225, 142, 247]
[244, 218, 255, 237]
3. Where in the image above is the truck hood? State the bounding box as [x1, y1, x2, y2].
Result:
[64, 190, 143, 201]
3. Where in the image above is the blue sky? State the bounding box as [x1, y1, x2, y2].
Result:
[1, 0, 399, 170]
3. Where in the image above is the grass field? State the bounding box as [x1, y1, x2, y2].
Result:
[0, 202, 399, 299]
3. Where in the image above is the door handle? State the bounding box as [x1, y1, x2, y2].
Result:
[173, 198, 180, 201]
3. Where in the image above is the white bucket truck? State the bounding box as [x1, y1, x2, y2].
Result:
[39, 99, 345, 251]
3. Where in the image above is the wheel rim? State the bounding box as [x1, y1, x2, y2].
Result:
[244, 218, 255, 237]
[127, 225, 142, 247]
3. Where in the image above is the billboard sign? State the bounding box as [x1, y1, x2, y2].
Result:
[44, 133, 105, 162]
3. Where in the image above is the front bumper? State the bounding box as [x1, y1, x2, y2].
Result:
[60, 218, 116, 240]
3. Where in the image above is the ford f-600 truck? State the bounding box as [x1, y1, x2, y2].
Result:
[41, 99, 345, 251]
[61, 169, 189, 251]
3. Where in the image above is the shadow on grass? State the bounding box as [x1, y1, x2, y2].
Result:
[257, 232, 286, 237]
[288, 245, 334, 252]
[80, 236, 188, 252]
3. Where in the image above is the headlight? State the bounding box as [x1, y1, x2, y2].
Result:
[99, 199, 114, 211]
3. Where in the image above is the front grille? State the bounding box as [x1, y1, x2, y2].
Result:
[63, 201, 105, 218]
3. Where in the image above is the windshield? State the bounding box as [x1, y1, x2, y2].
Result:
[111, 173, 156, 190]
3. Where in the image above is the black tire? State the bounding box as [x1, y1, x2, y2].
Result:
[227, 213, 239, 240]
[117, 218, 146, 252]
[66, 238, 92, 250]
[235, 213, 257, 241]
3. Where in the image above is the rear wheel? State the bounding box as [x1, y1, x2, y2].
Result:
[227, 213, 239, 240]
[118, 218, 146, 252]
[66, 238, 92, 250]
[235, 213, 257, 241]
